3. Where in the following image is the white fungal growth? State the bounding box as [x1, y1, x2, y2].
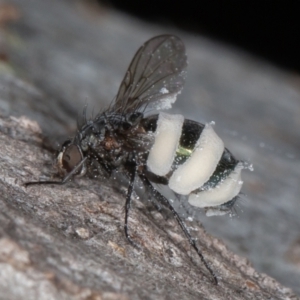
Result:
[156, 91, 180, 110]
[147, 112, 184, 176]
[160, 87, 169, 94]
[205, 209, 230, 217]
[169, 123, 224, 195]
[244, 162, 254, 171]
[188, 162, 244, 208]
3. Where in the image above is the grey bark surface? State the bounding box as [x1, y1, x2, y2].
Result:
[0, 0, 299, 299]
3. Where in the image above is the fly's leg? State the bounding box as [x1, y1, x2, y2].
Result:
[24, 157, 87, 187]
[124, 163, 139, 248]
[139, 173, 218, 285]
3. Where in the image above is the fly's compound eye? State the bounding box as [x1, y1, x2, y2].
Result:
[58, 144, 83, 173]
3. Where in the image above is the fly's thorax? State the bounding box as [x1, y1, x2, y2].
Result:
[80, 133, 100, 151]
[78, 118, 106, 151]
[73, 112, 152, 172]
[77, 115, 121, 153]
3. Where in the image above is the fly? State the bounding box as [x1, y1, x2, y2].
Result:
[25, 35, 250, 285]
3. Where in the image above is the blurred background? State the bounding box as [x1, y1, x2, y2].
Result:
[101, 0, 300, 73]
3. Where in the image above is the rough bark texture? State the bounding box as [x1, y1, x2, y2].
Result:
[0, 0, 299, 299]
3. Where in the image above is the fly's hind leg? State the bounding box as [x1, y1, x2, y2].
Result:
[139, 173, 218, 285]
[123, 163, 139, 248]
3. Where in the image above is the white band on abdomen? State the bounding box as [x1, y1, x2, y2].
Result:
[168, 123, 224, 195]
[188, 162, 244, 208]
[147, 112, 184, 176]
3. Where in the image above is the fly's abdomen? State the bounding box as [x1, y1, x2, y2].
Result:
[146, 112, 245, 210]
[169, 122, 224, 195]
[147, 113, 184, 176]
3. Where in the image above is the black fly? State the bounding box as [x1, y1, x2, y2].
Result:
[25, 35, 248, 285]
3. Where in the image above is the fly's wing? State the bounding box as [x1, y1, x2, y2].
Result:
[111, 35, 187, 114]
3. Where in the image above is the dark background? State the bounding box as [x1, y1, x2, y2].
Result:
[101, 0, 300, 73]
